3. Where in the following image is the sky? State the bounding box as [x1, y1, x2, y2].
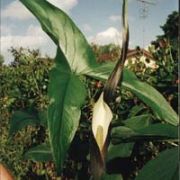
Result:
[0, 0, 178, 64]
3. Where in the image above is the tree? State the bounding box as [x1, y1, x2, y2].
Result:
[148, 11, 178, 112]
[160, 11, 178, 41]
[0, 54, 4, 65]
[156, 11, 179, 55]
[0, 48, 53, 179]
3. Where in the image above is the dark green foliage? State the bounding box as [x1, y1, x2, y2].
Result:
[136, 147, 179, 180]
[9, 109, 47, 136]
[24, 144, 52, 162]
[111, 124, 178, 144]
[123, 115, 151, 130]
[9, 110, 39, 136]
[158, 11, 179, 50]
[0, 48, 52, 179]
[149, 12, 178, 114]
[107, 143, 134, 161]
[102, 173, 123, 180]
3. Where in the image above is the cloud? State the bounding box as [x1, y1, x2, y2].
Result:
[1, 0, 34, 20]
[109, 15, 121, 22]
[0, 25, 12, 35]
[1, 0, 78, 21]
[82, 24, 92, 32]
[1, 25, 48, 50]
[0, 25, 56, 64]
[47, 0, 78, 12]
[89, 27, 122, 45]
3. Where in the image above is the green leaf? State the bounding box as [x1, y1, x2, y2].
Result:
[122, 70, 178, 126]
[9, 111, 39, 136]
[112, 114, 151, 129]
[19, 0, 89, 173]
[124, 114, 151, 130]
[111, 123, 178, 144]
[24, 144, 53, 162]
[19, 0, 97, 75]
[88, 68, 178, 126]
[107, 143, 134, 161]
[136, 147, 179, 180]
[47, 48, 87, 173]
[137, 123, 178, 138]
[87, 62, 115, 81]
[111, 126, 137, 143]
[19, 0, 178, 174]
[102, 173, 123, 180]
[38, 110, 47, 127]
[128, 104, 146, 117]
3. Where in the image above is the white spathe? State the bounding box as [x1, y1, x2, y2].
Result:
[92, 92, 113, 152]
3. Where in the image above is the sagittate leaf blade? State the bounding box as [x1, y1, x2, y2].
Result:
[24, 144, 53, 162]
[136, 147, 179, 180]
[19, 0, 88, 173]
[19, 0, 97, 74]
[47, 49, 87, 173]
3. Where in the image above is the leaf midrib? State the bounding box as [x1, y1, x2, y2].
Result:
[49, 71, 73, 167]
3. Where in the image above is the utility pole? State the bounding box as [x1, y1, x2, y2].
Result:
[137, 0, 156, 48]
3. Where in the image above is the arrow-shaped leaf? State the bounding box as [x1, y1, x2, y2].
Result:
[47, 48, 87, 173]
[19, 0, 97, 75]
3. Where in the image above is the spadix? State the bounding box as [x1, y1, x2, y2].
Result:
[92, 92, 113, 153]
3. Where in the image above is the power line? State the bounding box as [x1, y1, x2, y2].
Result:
[137, 0, 156, 48]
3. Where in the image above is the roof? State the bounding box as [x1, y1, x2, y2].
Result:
[127, 48, 156, 61]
